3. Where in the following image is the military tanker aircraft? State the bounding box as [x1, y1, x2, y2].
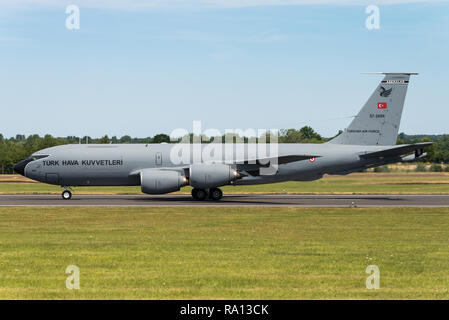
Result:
[14, 73, 430, 200]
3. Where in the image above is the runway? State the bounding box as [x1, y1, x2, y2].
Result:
[0, 194, 449, 207]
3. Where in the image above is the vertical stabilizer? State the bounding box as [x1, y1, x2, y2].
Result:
[329, 72, 417, 146]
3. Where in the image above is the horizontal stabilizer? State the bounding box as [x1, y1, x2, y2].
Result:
[359, 142, 432, 159]
[402, 152, 427, 162]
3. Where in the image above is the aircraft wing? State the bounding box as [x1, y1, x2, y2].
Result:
[231, 154, 320, 176]
[128, 154, 320, 177]
[358, 142, 432, 159]
[272, 155, 319, 164]
[233, 154, 319, 166]
[215, 154, 321, 171]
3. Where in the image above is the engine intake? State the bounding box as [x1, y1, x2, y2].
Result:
[140, 169, 187, 194]
[189, 164, 239, 189]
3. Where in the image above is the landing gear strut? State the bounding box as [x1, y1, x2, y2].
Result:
[191, 187, 223, 201]
[61, 189, 72, 200]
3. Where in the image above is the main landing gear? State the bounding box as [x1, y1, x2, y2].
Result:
[61, 187, 73, 200]
[191, 187, 223, 201]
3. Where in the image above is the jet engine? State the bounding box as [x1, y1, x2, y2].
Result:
[189, 164, 239, 189]
[140, 169, 187, 194]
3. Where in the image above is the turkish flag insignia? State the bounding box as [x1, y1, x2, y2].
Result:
[377, 102, 387, 109]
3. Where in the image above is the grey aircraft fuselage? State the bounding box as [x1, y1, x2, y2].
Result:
[20, 142, 407, 187]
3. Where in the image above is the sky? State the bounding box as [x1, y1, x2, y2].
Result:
[0, 0, 448, 138]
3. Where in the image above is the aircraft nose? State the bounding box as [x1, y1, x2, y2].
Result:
[13, 158, 33, 176]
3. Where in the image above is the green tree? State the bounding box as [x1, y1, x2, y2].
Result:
[299, 126, 322, 140]
[120, 135, 132, 143]
[99, 135, 110, 144]
[152, 134, 171, 144]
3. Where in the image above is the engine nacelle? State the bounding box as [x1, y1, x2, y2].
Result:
[140, 169, 187, 194]
[189, 164, 238, 189]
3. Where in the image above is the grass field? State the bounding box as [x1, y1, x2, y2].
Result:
[1, 172, 449, 194]
[1, 206, 449, 299]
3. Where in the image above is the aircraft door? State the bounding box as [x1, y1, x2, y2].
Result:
[155, 152, 162, 166]
[46, 173, 59, 185]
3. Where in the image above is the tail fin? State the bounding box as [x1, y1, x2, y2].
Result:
[328, 72, 417, 146]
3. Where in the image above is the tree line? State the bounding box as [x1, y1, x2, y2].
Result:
[0, 127, 447, 173]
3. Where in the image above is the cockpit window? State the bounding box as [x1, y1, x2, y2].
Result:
[31, 154, 49, 161]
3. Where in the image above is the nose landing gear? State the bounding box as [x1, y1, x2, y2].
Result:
[61, 187, 73, 200]
[191, 187, 223, 201]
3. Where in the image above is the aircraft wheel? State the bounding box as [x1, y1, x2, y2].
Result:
[62, 190, 72, 200]
[192, 188, 207, 201]
[209, 188, 223, 201]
